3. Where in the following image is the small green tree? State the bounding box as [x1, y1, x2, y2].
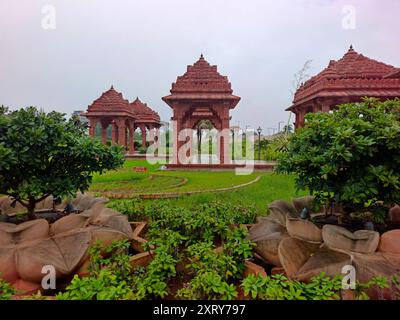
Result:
[277, 98, 400, 217]
[0, 106, 124, 220]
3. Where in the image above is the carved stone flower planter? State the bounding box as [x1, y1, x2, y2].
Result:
[129, 221, 154, 268]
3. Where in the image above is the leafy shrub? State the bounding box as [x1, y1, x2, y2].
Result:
[278, 98, 400, 217]
[56, 269, 134, 300]
[0, 106, 124, 219]
[177, 270, 238, 300]
[109, 199, 257, 249]
[109, 200, 256, 300]
[241, 273, 389, 300]
[58, 201, 256, 300]
[177, 230, 254, 300]
[0, 276, 16, 300]
[133, 244, 178, 299]
[57, 240, 135, 300]
[88, 240, 132, 280]
[241, 273, 341, 300]
[392, 275, 400, 299]
[262, 134, 292, 161]
[354, 276, 389, 300]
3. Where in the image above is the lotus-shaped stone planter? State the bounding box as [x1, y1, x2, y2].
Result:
[248, 196, 400, 300]
[0, 194, 134, 294]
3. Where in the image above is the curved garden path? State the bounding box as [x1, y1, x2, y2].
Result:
[100, 175, 262, 199]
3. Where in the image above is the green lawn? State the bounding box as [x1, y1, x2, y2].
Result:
[91, 160, 260, 194]
[165, 173, 306, 215]
[92, 160, 307, 215]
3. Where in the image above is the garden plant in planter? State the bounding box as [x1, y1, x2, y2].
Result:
[0, 106, 124, 220]
[277, 98, 400, 229]
[0, 106, 130, 295]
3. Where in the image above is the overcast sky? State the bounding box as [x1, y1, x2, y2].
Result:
[1, 0, 399, 132]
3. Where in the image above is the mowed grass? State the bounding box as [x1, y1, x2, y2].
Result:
[92, 160, 307, 215]
[91, 160, 261, 194]
[155, 173, 307, 215]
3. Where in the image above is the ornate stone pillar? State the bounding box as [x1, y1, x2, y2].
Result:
[313, 103, 321, 113]
[295, 109, 306, 129]
[128, 122, 135, 154]
[172, 106, 187, 165]
[300, 111, 305, 128]
[172, 117, 182, 165]
[101, 124, 108, 144]
[321, 104, 331, 113]
[111, 121, 118, 145]
[155, 127, 160, 141]
[218, 110, 230, 165]
[185, 126, 195, 164]
[218, 129, 230, 164]
[219, 106, 232, 164]
[140, 125, 147, 149]
[117, 119, 127, 149]
[149, 125, 155, 144]
[88, 118, 99, 137]
[154, 126, 160, 157]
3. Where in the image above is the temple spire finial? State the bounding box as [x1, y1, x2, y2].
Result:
[349, 44, 354, 51]
[110, 84, 114, 89]
[200, 53, 204, 59]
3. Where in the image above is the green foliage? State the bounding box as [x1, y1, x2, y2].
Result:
[133, 244, 177, 299]
[110, 200, 256, 300]
[241, 273, 342, 300]
[0, 106, 124, 218]
[177, 230, 254, 300]
[186, 236, 252, 282]
[262, 134, 293, 161]
[110, 200, 257, 241]
[177, 270, 238, 300]
[57, 240, 135, 300]
[354, 276, 389, 300]
[391, 275, 400, 299]
[0, 276, 16, 300]
[56, 269, 133, 300]
[88, 240, 132, 280]
[278, 98, 400, 216]
[241, 273, 390, 300]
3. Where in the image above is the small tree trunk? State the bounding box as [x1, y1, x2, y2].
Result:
[27, 200, 36, 220]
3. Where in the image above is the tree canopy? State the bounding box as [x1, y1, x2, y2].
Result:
[277, 98, 400, 218]
[0, 106, 125, 219]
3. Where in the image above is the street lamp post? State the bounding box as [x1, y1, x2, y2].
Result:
[278, 121, 285, 133]
[231, 128, 235, 161]
[242, 125, 250, 158]
[257, 126, 262, 161]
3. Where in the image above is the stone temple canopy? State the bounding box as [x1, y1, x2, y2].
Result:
[83, 86, 161, 153]
[287, 46, 400, 129]
[162, 54, 241, 165]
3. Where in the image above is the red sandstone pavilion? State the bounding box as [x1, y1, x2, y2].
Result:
[287, 46, 400, 129]
[83, 86, 161, 153]
[162, 54, 240, 165]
